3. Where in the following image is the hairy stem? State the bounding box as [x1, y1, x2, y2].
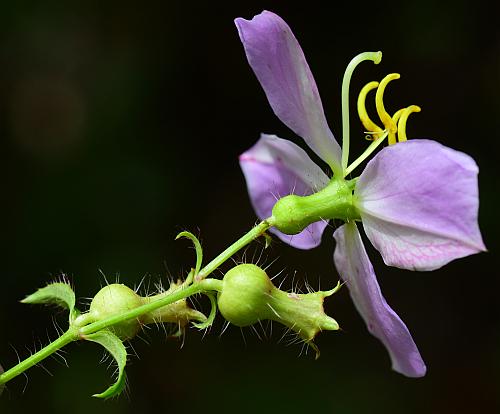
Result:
[0, 328, 78, 386]
[197, 218, 274, 280]
[0, 218, 272, 388]
[0, 278, 223, 388]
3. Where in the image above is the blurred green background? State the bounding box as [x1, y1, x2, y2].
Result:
[0, 0, 498, 413]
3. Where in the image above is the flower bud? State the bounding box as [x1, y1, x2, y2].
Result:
[218, 264, 340, 354]
[89, 284, 143, 340]
[86, 281, 207, 341]
[218, 263, 274, 326]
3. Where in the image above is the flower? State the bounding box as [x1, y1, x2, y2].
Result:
[235, 10, 485, 377]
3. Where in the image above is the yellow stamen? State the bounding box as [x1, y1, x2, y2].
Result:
[387, 108, 404, 145]
[398, 105, 421, 142]
[375, 73, 400, 134]
[357, 81, 384, 140]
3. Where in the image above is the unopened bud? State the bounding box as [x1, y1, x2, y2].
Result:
[89, 284, 142, 340]
[218, 264, 340, 355]
[86, 281, 207, 341]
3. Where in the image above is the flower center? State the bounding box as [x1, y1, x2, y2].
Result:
[341, 53, 423, 178]
[357, 73, 421, 145]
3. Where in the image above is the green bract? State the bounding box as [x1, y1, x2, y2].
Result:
[86, 330, 127, 399]
[21, 281, 78, 324]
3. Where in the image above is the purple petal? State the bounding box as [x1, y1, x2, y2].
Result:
[356, 139, 486, 271]
[235, 11, 342, 172]
[240, 134, 329, 249]
[333, 223, 426, 378]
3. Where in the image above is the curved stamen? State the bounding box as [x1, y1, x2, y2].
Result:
[388, 108, 404, 145]
[357, 81, 384, 140]
[398, 105, 421, 142]
[343, 130, 389, 178]
[375, 73, 400, 134]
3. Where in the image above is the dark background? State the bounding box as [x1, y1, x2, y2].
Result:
[0, 1, 498, 413]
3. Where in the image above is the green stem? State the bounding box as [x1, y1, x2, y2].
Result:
[341, 51, 382, 172]
[80, 218, 274, 335]
[0, 219, 271, 388]
[197, 218, 274, 280]
[0, 278, 223, 387]
[0, 328, 78, 385]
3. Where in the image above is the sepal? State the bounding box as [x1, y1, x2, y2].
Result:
[21, 281, 77, 323]
[192, 292, 217, 329]
[86, 330, 127, 399]
[175, 231, 203, 276]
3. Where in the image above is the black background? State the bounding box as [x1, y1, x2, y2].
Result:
[0, 1, 498, 413]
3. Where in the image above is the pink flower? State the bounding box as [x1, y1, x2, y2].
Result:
[235, 11, 485, 377]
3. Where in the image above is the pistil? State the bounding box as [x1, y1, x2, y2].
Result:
[341, 51, 382, 172]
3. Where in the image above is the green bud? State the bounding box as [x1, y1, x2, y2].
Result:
[218, 264, 274, 326]
[89, 284, 143, 340]
[271, 177, 359, 235]
[218, 264, 340, 356]
[84, 281, 208, 341]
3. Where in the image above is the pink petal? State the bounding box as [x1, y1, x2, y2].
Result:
[333, 223, 426, 378]
[356, 139, 486, 271]
[235, 11, 341, 172]
[240, 134, 329, 249]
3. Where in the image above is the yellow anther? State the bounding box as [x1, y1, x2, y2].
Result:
[397, 105, 421, 142]
[387, 108, 404, 145]
[357, 81, 384, 140]
[375, 73, 400, 134]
